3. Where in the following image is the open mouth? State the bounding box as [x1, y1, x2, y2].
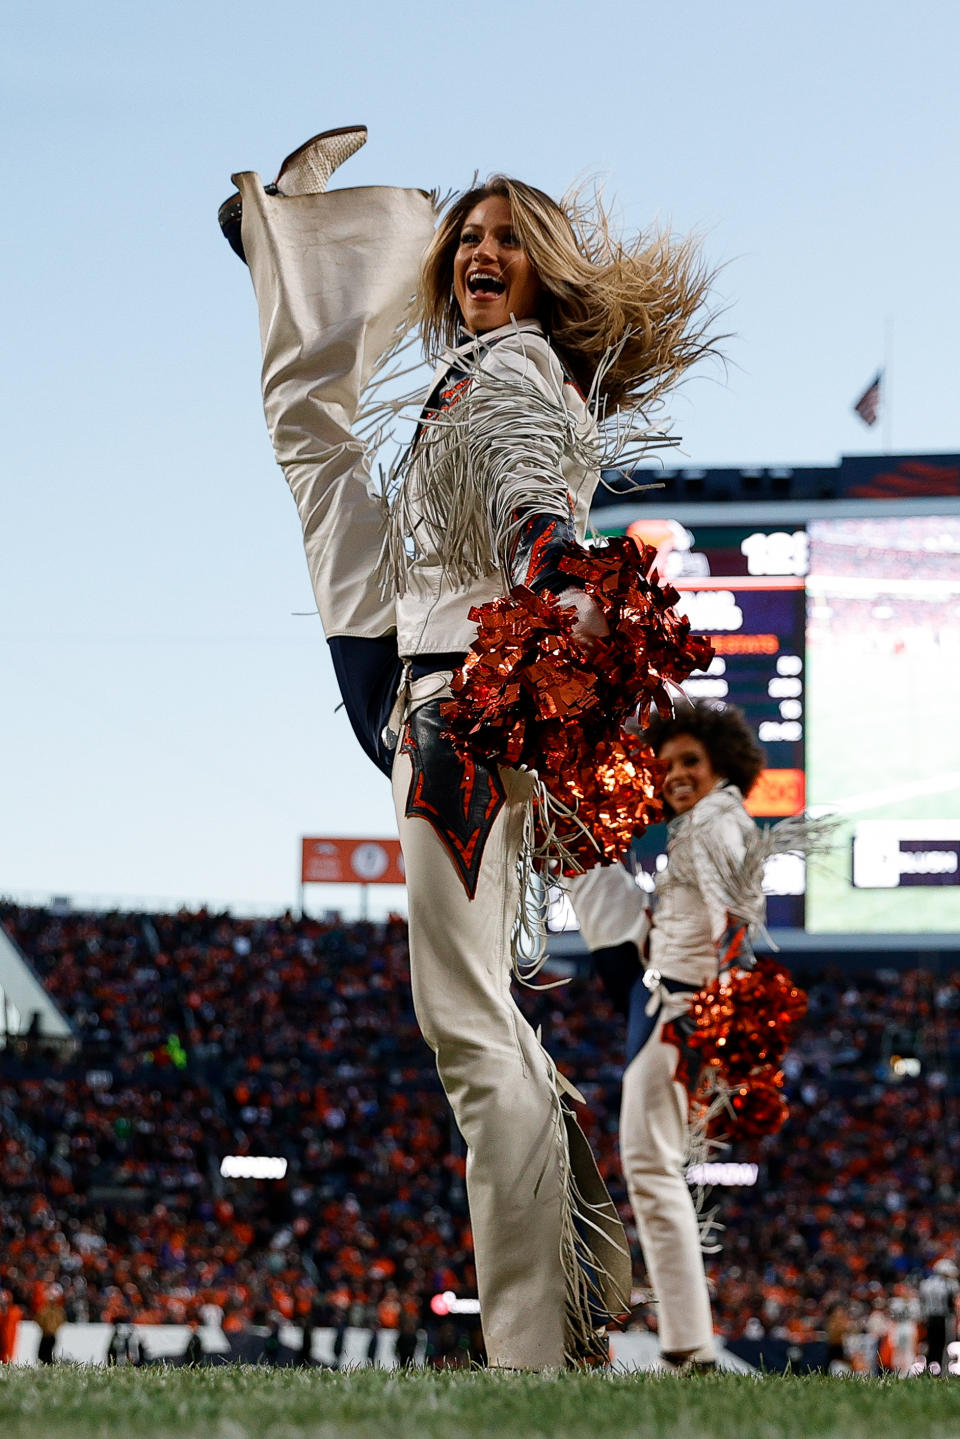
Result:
[467, 272, 506, 296]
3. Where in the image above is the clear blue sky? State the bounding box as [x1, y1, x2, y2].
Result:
[3, 0, 957, 917]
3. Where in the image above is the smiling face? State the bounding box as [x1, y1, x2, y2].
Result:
[452, 194, 542, 334]
[657, 733, 722, 815]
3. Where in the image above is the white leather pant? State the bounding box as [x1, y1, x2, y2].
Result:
[235, 175, 436, 640]
[620, 1000, 716, 1362]
[393, 730, 572, 1367]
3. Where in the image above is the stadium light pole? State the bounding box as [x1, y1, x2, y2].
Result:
[882, 314, 893, 453]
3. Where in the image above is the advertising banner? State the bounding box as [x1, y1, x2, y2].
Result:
[300, 837, 405, 885]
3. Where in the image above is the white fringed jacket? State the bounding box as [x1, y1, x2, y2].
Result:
[385, 318, 602, 659]
[649, 783, 763, 987]
[570, 782, 766, 991]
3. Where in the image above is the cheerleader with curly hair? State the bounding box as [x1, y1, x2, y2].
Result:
[569, 701, 767, 1370]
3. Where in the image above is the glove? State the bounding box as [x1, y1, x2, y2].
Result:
[717, 914, 756, 972]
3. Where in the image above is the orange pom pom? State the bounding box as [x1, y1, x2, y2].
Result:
[442, 540, 712, 872]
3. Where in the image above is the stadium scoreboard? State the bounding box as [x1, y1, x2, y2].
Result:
[625, 519, 808, 822]
[548, 501, 960, 937]
[617, 517, 810, 928]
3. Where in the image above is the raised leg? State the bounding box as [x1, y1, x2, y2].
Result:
[233, 178, 436, 640]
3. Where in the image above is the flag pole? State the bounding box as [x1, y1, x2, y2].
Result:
[882, 315, 893, 453]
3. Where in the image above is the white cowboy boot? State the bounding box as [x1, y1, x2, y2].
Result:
[217, 125, 367, 261]
[274, 125, 367, 196]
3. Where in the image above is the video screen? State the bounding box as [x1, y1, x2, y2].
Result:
[550, 511, 960, 936]
[804, 514, 960, 933]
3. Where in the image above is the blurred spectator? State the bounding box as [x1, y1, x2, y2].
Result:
[395, 1313, 420, 1368]
[879, 1294, 920, 1375]
[181, 1319, 203, 1365]
[918, 1257, 959, 1374]
[106, 1320, 140, 1366]
[36, 1286, 66, 1363]
[824, 1304, 851, 1372]
[0, 1288, 24, 1363]
[427, 1320, 470, 1369]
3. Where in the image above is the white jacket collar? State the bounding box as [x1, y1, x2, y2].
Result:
[447, 317, 544, 361]
[425, 319, 546, 398]
[667, 781, 744, 838]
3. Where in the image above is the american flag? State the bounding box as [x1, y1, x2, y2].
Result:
[853, 370, 883, 427]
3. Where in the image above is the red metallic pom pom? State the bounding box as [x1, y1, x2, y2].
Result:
[722, 1067, 789, 1137]
[667, 960, 807, 1140]
[442, 539, 713, 872]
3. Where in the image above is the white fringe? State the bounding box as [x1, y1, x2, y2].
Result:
[683, 1084, 732, 1254]
[352, 309, 427, 456]
[509, 782, 609, 988]
[530, 779, 604, 877]
[379, 327, 684, 600]
[385, 360, 579, 594]
[665, 809, 839, 947]
[508, 794, 559, 987]
[537, 1050, 632, 1364]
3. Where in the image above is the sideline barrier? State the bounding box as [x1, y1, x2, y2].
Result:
[11, 1322, 398, 1368]
[10, 1322, 753, 1371]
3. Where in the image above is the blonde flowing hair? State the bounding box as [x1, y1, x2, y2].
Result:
[418, 176, 719, 412]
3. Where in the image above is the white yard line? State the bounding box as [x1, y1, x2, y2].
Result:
[814, 772, 960, 816]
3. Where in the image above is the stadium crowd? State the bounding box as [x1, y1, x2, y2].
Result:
[1, 901, 959, 1367]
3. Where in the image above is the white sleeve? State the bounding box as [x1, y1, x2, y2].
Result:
[472, 335, 578, 570]
[687, 810, 753, 945]
[566, 864, 651, 955]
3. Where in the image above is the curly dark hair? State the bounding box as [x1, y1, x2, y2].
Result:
[643, 700, 766, 812]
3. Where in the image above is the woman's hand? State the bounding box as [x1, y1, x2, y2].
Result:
[556, 587, 610, 651]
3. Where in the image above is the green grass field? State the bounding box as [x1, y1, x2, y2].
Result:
[3, 1367, 960, 1439]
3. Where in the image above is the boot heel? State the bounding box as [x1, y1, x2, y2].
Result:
[217, 192, 245, 262]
